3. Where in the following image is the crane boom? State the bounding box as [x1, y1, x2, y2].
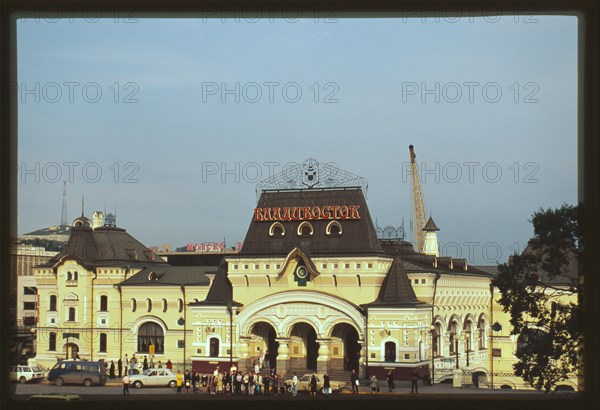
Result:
[409, 144, 427, 253]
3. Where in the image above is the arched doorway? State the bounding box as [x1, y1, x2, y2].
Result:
[63, 343, 79, 359]
[290, 322, 319, 371]
[249, 322, 279, 369]
[331, 323, 360, 371]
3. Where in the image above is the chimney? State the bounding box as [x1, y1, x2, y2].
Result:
[92, 211, 104, 229]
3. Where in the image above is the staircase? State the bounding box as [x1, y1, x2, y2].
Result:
[328, 369, 352, 381]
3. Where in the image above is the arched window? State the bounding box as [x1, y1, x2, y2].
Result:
[49, 295, 57, 311]
[333, 275, 338, 287]
[356, 275, 361, 287]
[244, 275, 249, 286]
[449, 322, 458, 355]
[99, 333, 107, 352]
[131, 298, 137, 312]
[138, 322, 164, 354]
[269, 222, 285, 237]
[100, 295, 108, 312]
[49, 332, 57, 351]
[517, 328, 546, 357]
[178, 298, 183, 313]
[478, 318, 487, 350]
[68, 307, 76, 322]
[67, 271, 72, 281]
[297, 221, 314, 236]
[162, 298, 168, 313]
[432, 323, 441, 356]
[465, 321, 473, 352]
[146, 298, 152, 312]
[384, 341, 396, 362]
[73, 271, 78, 280]
[326, 220, 343, 235]
[209, 337, 220, 357]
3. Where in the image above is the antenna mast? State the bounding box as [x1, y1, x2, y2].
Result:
[409, 145, 427, 253]
[61, 181, 68, 225]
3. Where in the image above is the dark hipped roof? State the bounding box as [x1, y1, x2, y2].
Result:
[37, 225, 167, 270]
[517, 243, 579, 286]
[120, 266, 216, 286]
[239, 187, 383, 257]
[189, 261, 242, 306]
[365, 257, 429, 308]
[422, 216, 440, 231]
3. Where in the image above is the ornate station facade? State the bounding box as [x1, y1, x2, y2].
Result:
[31, 160, 579, 390]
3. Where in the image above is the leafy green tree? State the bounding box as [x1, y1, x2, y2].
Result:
[492, 204, 582, 393]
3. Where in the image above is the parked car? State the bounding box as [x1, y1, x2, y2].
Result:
[47, 360, 107, 387]
[288, 374, 346, 393]
[10, 365, 45, 383]
[27, 394, 81, 402]
[129, 368, 177, 388]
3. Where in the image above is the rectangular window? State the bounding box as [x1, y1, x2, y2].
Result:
[333, 347, 339, 355]
[23, 287, 37, 295]
[322, 263, 327, 269]
[244, 265, 249, 270]
[196, 349, 202, 354]
[275, 264, 281, 269]
[99, 333, 107, 352]
[370, 353, 376, 359]
[367, 263, 373, 269]
[265, 264, 270, 269]
[48, 333, 56, 351]
[233, 265, 238, 270]
[23, 302, 36, 310]
[333, 263, 338, 269]
[356, 263, 361, 269]
[421, 279, 426, 284]
[404, 354, 410, 360]
[492, 349, 502, 357]
[178, 340, 185, 348]
[344, 264, 350, 269]
[254, 264, 259, 269]
[294, 347, 299, 354]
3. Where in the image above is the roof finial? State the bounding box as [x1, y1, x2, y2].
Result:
[81, 195, 85, 217]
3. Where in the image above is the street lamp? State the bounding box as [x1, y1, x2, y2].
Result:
[226, 303, 233, 372]
[429, 324, 436, 385]
[454, 335, 459, 369]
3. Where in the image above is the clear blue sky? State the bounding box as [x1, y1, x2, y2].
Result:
[17, 16, 578, 264]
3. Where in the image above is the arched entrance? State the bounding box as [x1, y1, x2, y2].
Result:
[249, 322, 279, 369]
[63, 343, 79, 359]
[290, 322, 319, 371]
[331, 323, 360, 371]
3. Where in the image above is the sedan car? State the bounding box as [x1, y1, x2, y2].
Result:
[10, 366, 44, 383]
[294, 374, 346, 393]
[129, 368, 177, 388]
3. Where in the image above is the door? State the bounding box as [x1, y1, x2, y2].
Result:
[65, 363, 83, 384]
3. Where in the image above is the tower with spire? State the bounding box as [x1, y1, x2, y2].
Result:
[422, 215, 440, 257]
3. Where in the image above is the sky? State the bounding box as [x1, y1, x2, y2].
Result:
[16, 15, 578, 264]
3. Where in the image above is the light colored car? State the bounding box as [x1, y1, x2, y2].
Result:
[295, 373, 346, 393]
[10, 365, 44, 383]
[129, 368, 177, 388]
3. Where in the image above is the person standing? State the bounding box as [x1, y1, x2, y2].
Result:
[122, 374, 130, 396]
[292, 372, 298, 397]
[351, 369, 359, 394]
[265, 350, 270, 372]
[264, 373, 271, 396]
[258, 349, 264, 369]
[149, 355, 154, 369]
[323, 374, 331, 397]
[309, 373, 318, 398]
[158, 361, 163, 369]
[201, 373, 209, 394]
[386, 370, 395, 392]
[184, 370, 191, 393]
[272, 373, 279, 396]
[411, 369, 419, 394]
[143, 356, 148, 371]
[370, 375, 378, 394]
[249, 372, 255, 396]
[255, 373, 262, 395]
[176, 370, 183, 394]
[109, 360, 115, 379]
[166, 359, 173, 370]
[254, 360, 260, 374]
[117, 358, 123, 378]
[193, 372, 200, 394]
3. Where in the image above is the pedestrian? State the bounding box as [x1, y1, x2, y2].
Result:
[351, 369, 359, 394]
[370, 375, 378, 394]
[117, 358, 123, 378]
[255, 373, 262, 395]
[166, 359, 173, 370]
[263, 373, 270, 396]
[223, 371, 230, 395]
[323, 374, 331, 397]
[149, 355, 154, 369]
[292, 372, 298, 396]
[254, 360, 260, 374]
[122, 374, 130, 396]
[184, 370, 191, 393]
[158, 361, 163, 369]
[243, 372, 249, 395]
[143, 355, 148, 371]
[423, 370, 431, 386]
[411, 369, 419, 394]
[249, 372, 255, 396]
[176, 370, 183, 394]
[129, 354, 137, 375]
[217, 371, 224, 394]
[193, 372, 200, 394]
[258, 349, 264, 369]
[309, 373, 318, 397]
[201, 373, 209, 394]
[386, 370, 395, 392]
[280, 374, 286, 395]
[109, 360, 115, 379]
[124, 354, 129, 368]
[272, 373, 279, 396]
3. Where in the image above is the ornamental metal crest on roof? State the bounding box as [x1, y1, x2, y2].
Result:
[255, 158, 368, 199]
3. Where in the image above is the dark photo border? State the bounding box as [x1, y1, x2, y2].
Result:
[1, 1, 598, 410]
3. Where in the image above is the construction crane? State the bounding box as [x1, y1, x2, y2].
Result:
[409, 144, 427, 253]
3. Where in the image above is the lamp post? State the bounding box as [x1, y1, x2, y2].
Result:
[454, 336, 459, 369]
[226, 303, 233, 372]
[429, 324, 436, 384]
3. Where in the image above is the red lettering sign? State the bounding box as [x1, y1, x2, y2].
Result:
[253, 205, 361, 222]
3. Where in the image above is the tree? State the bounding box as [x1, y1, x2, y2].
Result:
[492, 204, 582, 393]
